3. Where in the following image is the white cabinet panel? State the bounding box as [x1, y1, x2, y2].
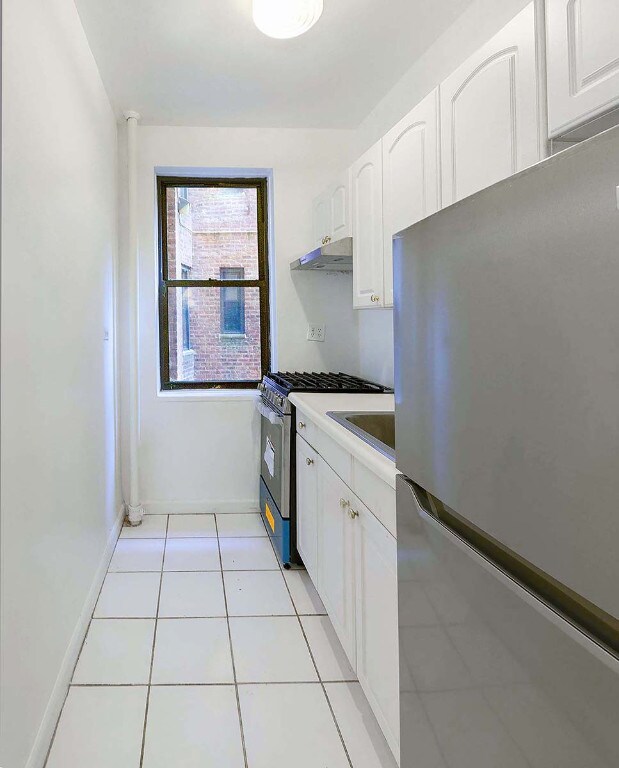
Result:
[441, 3, 543, 206]
[547, 0, 619, 136]
[354, 500, 400, 760]
[316, 460, 356, 666]
[296, 437, 319, 582]
[331, 172, 351, 242]
[312, 189, 331, 248]
[311, 172, 351, 248]
[382, 89, 441, 307]
[351, 141, 384, 309]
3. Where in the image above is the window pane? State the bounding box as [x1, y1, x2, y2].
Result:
[167, 287, 262, 382]
[165, 186, 259, 280]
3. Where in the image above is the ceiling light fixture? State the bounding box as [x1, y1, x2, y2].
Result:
[252, 0, 323, 39]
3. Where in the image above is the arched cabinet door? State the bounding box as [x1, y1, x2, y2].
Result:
[330, 172, 350, 242]
[352, 140, 384, 309]
[440, 2, 544, 207]
[382, 88, 441, 308]
[312, 190, 331, 249]
[546, 0, 619, 137]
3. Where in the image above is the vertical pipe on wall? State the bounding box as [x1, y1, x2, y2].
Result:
[123, 110, 145, 526]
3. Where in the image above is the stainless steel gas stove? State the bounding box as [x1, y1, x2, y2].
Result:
[256, 371, 392, 567]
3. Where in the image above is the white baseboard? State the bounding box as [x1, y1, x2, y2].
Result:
[25, 505, 125, 768]
[144, 499, 259, 515]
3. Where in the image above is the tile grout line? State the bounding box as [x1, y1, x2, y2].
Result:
[138, 514, 170, 768]
[263, 517, 355, 768]
[69, 679, 357, 687]
[215, 514, 250, 768]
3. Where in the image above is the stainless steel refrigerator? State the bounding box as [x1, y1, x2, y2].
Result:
[394, 125, 619, 768]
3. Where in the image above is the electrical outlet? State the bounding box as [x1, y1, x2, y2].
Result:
[307, 324, 325, 342]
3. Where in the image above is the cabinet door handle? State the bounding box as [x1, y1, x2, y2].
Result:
[348, 508, 360, 519]
[339, 498, 350, 508]
[306, 457, 314, 466]
[298, 422, 306, 429]
[371, 294, 380, 303]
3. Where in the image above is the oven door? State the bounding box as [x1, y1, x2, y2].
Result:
[256, 397, 290, 518]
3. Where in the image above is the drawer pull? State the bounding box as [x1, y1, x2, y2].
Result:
[348, 508, 360, 519]
[339, 498, 350, 508]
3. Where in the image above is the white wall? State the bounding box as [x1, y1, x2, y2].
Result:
[354, 0, 536, 387]
[0, 0, 120, 765]
[126, 126, 358, 509]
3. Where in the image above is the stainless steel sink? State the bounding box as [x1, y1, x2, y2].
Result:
[327, 411, 395, 461]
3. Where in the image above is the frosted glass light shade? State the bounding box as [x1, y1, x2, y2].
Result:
[252, 0, 324, 39]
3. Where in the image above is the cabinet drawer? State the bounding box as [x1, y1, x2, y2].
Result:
[352, 459, 397, 539]
[296, 410, 352, 485]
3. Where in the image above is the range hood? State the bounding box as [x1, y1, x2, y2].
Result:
[290, 236, 353, 272]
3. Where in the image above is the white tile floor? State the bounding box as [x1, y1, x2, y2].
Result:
[45, 512, 398, 768]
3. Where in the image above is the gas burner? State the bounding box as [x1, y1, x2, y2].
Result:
[263, 371, 393, 397]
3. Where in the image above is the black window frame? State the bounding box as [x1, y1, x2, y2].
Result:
[157, 176, 271, 390]
[219, 267, 246, 335]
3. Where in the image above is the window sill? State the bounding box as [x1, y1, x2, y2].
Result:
[219, 333, 247, 340]
[157, 389, 259, 403]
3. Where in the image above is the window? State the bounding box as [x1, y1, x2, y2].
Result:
[220, 268, 245, 335]
[157, 177, 271, 389]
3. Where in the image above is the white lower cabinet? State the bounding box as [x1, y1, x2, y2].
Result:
[316, 456, 357, 666]
[296, 437, 319, 583]
[354, 499, 400, 760]
[296, 434, 399, 761]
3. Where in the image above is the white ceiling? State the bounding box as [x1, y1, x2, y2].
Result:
[75, 0, 472, 128]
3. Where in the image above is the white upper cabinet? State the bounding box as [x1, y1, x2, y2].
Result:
[311, 170, 351, 248]
[440, 3, 544, 206]
[351, 140, 384, 309]
[312, 189, 331, 249]
[546, 0, 619, 137]
[382, 89, 441, 308]
[330, 172, 350, 242]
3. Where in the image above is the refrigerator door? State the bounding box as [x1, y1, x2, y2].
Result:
[397, 474, 619, 768]
[394, 124, 619, 619]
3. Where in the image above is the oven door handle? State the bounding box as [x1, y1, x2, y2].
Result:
[255, 398, 284, 426]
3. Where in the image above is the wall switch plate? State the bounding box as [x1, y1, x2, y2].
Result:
[307, 324, 325, 342]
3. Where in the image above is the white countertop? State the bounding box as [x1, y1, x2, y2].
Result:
[289, 392, 397, 487]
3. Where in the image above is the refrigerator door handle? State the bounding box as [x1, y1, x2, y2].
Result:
[400, 475, 619, 659]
